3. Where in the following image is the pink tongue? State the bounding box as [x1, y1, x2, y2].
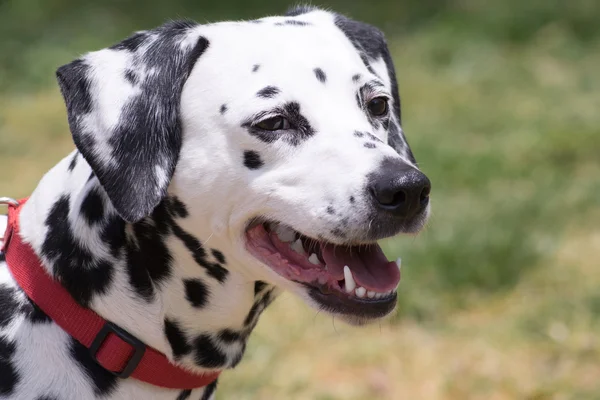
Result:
[320, 243, 400, 292]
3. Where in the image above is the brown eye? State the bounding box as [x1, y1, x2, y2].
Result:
[367, 97, 389, 117]
[256, 116, 290, 131]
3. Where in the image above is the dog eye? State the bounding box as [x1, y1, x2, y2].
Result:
[367, 97, 389, 117]
[255, 116, 290, 131]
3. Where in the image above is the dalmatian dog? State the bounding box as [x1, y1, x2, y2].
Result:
[0, 5, 431, 400]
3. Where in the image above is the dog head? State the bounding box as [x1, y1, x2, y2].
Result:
[57, 7, 431, 325]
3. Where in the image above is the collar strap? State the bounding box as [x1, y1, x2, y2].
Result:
[2, 199, 220, 389]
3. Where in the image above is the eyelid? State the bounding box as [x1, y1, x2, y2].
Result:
[251, 111, 282, 126]
[365, 93, 392, 102]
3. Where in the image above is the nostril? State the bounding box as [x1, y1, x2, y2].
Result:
[419, 185, 431, 206]
[371, 186, 407, 207]
[391, 190, 406, 207]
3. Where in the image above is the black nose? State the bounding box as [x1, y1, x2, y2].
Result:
[368, 159, 431, 218]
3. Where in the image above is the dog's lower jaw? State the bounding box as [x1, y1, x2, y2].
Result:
[16, 151, 275, 377]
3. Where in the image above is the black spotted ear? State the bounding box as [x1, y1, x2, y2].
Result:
[334, 14, 416, 164]
[56, 20, 209, 223]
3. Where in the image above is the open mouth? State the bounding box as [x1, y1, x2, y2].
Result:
[245, 221, 401, 319]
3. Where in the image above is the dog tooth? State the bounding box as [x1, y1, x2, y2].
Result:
[396, 257, 402, 271]
[343, 266, 356, 293]
[290, 238, 305, 255]
[374, 293, 382, 299]
[355, 287, 366, 298]
[275, 224, 297, 242]
[308, 253, 320, 265]
[367, 290, 376, 299]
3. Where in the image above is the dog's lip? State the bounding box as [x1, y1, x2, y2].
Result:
[302, 282, 397, 318]
[244, 221, 401, 315]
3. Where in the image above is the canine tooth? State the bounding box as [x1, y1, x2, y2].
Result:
[367, 290, 376, 299]
[308, 253, 320, 265]
[275, 224, 296, 242]
[290, 238, 305, 255]
[396, 257, 402, 271]
[343, 266, 356, 293]
[374, 293, 382, 299]
[355, 287, 366, 298]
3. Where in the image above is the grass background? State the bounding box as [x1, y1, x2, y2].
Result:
[1, 0, 600, 398]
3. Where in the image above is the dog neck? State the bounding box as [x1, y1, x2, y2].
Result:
[18, 151, 277, 372]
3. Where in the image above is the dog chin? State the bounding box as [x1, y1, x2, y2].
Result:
[244, 220, 402, 321]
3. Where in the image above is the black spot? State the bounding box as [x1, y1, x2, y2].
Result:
[100, 216, 126, 259]
[22, 297, 52, 324]
[184, 279, 210, 308]
[125, 203, 174, 301]
[326, 206, 335, 215]
[256, 86, 280, 98]
[177, 390, 192, 400]
[352, 74, 361, 82]
[70, 338, 118, 396]
[254, 280, 268, 295]
[171, 224, 229, 283]
[218, 329, 243, 344]
[168, 196, 189, 219]
[0, 337, 19, 396]
[349, 196, 355, 204]
[200, 380, 219, 400]
[124, 69, 138, 85]
[244, 300, 262, 326]
[164, 318, 192, 359]
[244, 289, 275, 328]
[242, 102, 315, 146]
[220, 104, 228, 114]
[243, 150, 264, 170]
[194, 335, 227, 368]
[211, 249, 226, 264]
[314, 68, 326, 83]
[41, 196, 113, 307]
[284, 19, 311, 26]
[354, 131, 365, 138]
[80, 187, 105, 225]
[0, 286, 20, 328]
[0, 252, 4, 262]
[252, 64, 260, 72]
[364, 142, 376, 149]
[68, 152, 78, 171]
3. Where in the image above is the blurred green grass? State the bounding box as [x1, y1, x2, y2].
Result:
[1, 1, 599, 398]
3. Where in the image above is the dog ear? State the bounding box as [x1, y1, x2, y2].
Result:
[333, 14, 416, 164]
[56, 21, 208, 223]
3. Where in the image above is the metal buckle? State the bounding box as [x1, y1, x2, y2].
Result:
[0, 197, 19, 207]
[89, 322, 146, 379]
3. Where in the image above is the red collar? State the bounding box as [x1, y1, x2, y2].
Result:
[1, 198, 220, 389]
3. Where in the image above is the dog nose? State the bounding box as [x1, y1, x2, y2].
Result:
[368, 159, 431, 218]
